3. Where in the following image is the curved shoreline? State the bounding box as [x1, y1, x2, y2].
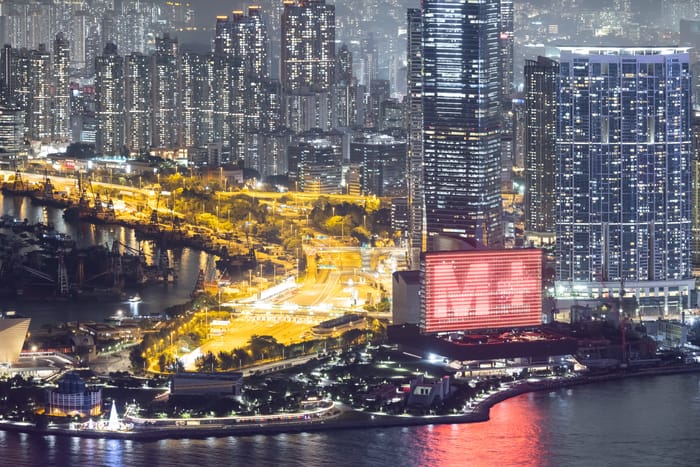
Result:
[2, 364, 700, 441]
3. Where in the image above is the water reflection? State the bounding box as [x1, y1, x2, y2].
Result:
[410, 396, 548, 467]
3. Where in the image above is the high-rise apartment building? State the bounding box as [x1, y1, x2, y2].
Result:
[524, 56, 558, 245]
[29, 44, 52, 141]
[281, 0, 335, 94]
[95, 43, 124, 156]
[244, 6, 270, 172]
[124, 52, 152, 155]
[53, 33, 70, 142]
[422, 0, 503, 249]
[9, 48, 31, 130]
[211, 8, 270, 168]
[555, 47, 694, 314]
[181, 51, 213, 150]
[152, 34, 180, 150]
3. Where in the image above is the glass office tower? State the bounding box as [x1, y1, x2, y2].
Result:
[555, 47, 694, 315]
[422, 0, 503, 249]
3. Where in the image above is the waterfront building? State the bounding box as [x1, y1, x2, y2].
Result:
[524, 56, 559, 246]
[555, 47, 694, 315]
[420, 249, 542, 333]
[95, 43, 124, 157]
[45, 372, 102, 418]
[422, 0, 503, 250]
[0, 314, 30, 365]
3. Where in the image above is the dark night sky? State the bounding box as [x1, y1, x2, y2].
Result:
[183, 1, 255, 46]
[193, 1, 250, 22]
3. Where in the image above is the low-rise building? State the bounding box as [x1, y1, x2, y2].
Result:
[45, 372, 102, 417]
[170, 372, 244, 397]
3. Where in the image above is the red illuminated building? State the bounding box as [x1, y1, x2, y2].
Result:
[420, 249, 543, 333]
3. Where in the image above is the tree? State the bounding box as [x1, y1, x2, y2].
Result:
[257, 222, 282, 244]
[341, 328, 365, 347]
[232, 348, 251, 368]
[218, 351, 236, 370]
[249, 335, 282, 360]
[130, 346, 146, 372]
[195, 351, 218, 372]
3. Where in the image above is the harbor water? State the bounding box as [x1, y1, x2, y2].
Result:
[2, 373, 700, 466]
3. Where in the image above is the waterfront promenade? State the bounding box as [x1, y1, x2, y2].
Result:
[2, 363, 700, 441]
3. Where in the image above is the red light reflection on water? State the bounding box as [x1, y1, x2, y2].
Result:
[412, 395, 549, 466]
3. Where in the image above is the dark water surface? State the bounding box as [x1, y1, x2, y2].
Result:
[3, 374, 700, 466]
[0, 193, 211, 328]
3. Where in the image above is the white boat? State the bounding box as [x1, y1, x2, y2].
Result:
[128, 294, 142, 303]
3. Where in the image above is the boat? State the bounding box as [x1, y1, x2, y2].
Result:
[128, 294, 142, 303]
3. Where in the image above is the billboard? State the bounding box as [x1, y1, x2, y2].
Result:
[421, 249, 542, 333]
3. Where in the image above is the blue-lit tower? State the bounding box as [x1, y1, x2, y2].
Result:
[555, 47, 694, 315]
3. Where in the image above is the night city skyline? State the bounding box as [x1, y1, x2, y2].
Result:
[3, 1, 700, 465]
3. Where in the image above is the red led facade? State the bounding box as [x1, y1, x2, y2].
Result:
[421, 249, 542, 333]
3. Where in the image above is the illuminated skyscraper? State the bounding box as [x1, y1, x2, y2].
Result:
[524, 56, 558, 245]
[555, 47, 694, 314]
[181, 51, 213, 150]
[213, 16, 232, 151]
[281, 0, 335, 94]
[95, 43, 124, 156]
[152, 34, 179, 150]
[29, 44, 51, 141]
[229, 10, 249, 162]
[692, 115, 700, 271]
[53, 33, 70, 142]
[211, 8, 270, 167]
[8, 48, 31, 130]
[499, 0, 514, 99]
[244, 6, 270, 171]
[407, 8, 424, 267]
[422, 0, 503, 249]
[124, 52, 152, 155]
